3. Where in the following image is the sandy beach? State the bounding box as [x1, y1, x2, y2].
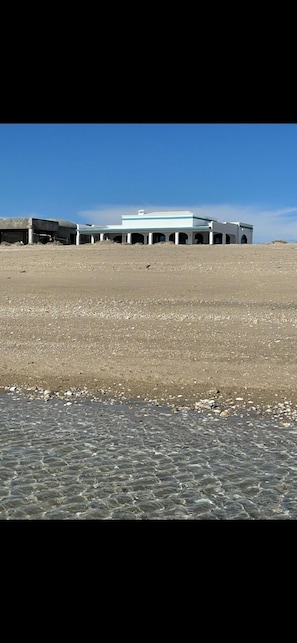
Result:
[1, 241, 297, 412]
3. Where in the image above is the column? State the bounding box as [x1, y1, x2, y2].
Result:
[148, 232, 153, 245]
[28, 227, 33, 244]
[222, 233, 226, 245]
[76, 231, 80, 245]
[187, 234, 193, 245]
[100, 233, 104, 241]
[209, 230, 214, 245]
[91, 235, 95, 244]
[127, 233, 132, 244]
[175, 232, 179, 245]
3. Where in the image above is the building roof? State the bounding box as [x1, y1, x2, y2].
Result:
[47, 218, 77, 228]
[123, 210, 215, 221]
[78, 225, 211, 235]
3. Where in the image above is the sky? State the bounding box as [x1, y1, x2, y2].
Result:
[1, 123, 297, 243]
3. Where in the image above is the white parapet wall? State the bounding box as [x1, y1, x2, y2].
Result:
[122, 211, 214, 230]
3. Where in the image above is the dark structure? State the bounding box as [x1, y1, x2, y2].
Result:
[0, 217, 77, 245]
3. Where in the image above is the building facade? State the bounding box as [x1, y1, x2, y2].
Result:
[77, 210, 253, 245]
[0, 218, 77, 245]
[0, 211, 253, 246]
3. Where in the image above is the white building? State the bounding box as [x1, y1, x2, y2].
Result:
[76, 210, 253, 245]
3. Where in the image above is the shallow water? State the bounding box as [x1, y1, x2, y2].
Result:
[1, 393, 297, 519]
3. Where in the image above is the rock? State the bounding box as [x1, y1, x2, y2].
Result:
[195, 399, 216, 410]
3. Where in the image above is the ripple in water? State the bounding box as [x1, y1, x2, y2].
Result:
[0, 393, 296, 519]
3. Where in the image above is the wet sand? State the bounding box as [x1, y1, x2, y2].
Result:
[1, 241, 297, 413]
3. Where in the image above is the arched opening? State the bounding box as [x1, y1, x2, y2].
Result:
[113, 235, 122, 244]
[241, 234, 247, 244]
[169, 233, 175, 243]
[214, 233, 222, 244]
[195, 233, 204, 244]
[226, 234, 231, 244]
[179, 233, 188, 245]
[132, 233, 144, 244]
[153, 233, 166, 243]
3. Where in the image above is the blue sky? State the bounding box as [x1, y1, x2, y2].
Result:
[1, 123, 297, 243]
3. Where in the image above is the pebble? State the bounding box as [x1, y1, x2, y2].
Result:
[2, 385, 297, 424]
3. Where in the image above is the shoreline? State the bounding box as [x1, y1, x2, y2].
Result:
[2, 382, 297, 426]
